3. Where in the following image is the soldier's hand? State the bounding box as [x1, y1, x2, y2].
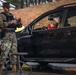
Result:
[10, 20, 17, 24]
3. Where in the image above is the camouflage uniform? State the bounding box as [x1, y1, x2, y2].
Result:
[0, 29, 17, 63]
[0, 12, 17, 65]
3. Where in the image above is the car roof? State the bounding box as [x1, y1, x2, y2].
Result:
[63, 3, 76, 8]
[57, 3, 76, 10]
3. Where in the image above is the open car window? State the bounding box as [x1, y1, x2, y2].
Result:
[33, 16, 50, 30]
[33, 11, 63, 31]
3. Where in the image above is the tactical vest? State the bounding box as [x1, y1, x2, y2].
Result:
[0, 12, 16, 38]
[1, 12, 14, 22]
[1, 12, 17, 29]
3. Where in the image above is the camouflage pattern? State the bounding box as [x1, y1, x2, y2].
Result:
[0, 29, 17, 65]
[0, 13, 8, 28]
[0, 12, 15, 28]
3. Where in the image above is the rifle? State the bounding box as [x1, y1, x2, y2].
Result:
[7, 18, 22, 29]
[16, 18, 22, 28]
[1, 18, 22, 38]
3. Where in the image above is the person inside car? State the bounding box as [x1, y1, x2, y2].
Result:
[47, 16, 60, 29]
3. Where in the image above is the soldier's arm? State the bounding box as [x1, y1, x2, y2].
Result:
[0, 13, 9, 28]
[0, 14, 4, 28]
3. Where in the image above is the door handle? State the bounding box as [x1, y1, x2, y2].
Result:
[66, 31, 71, 35]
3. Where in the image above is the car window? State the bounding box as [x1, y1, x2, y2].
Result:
[65, 7, 76, 27]
[33, 11, 62, 31]
[34, 16, 49, 29]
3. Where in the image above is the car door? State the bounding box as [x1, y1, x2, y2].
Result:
[59, 6, 76, 58]
[31, 9, 65, 58]
[31, 6, 76, 58]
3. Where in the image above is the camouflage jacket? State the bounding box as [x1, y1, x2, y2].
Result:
[0, 12, 15, 28]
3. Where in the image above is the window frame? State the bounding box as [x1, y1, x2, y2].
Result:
[32, 10, 64, 31]
[64, 7, 76, 27]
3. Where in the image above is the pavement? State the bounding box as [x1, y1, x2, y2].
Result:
[0, 71, 72, 75]
[0, 62, 76, 75]
[0, 68, 76, 75]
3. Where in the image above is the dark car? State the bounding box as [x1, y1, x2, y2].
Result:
[16, 3, 76, 65]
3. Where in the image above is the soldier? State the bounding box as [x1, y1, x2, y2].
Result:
[0, 2, 17, 70]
